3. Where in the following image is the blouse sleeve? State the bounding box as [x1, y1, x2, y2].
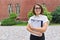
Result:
[28, 17, 31, 24]
[43, 16, 49, 24]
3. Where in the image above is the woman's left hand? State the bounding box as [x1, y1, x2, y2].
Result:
[29, 26, 37, 30]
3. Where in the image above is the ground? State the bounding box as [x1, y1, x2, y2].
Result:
[0, 25, 60, 40]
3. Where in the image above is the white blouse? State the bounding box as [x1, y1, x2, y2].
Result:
[28, 15, 49, 36]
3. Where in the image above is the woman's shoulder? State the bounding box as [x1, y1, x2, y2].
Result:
[30, 15, 35, 19]
[40, 15, 47, 18]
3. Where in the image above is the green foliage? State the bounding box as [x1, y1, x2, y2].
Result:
[28, 10, 34, 19]
[43, 6, 52, 22]
[1, 12, 17, 26]
[1, 18, 16, 26]
[9, 12, 17, 19]
[51, 6, 60, 23]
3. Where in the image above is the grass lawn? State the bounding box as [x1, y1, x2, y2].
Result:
[14, 21, 28, 26]
[15, 21, 60, 26]
[50, 23, 60, 26]
[15, 23, 27, 26]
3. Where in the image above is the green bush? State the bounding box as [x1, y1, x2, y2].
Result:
[28, 10, 34, 19]
[1, 12, 17, 26]
[43, 6, 52, 22]
[9, 12, 17, 19]
[1, 18, 17, 26]
[51, 6, 60, 23]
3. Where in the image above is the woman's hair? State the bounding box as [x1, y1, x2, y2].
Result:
[32, 4, 43, 15]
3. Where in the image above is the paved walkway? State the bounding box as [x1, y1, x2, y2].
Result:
[0, 25, 60, 40]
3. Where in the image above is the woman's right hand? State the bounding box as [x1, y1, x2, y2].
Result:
[26, 24, 42, 37]
[33, 31, 42, 37]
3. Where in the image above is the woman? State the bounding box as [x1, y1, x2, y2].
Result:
[26, 4, 49, 40]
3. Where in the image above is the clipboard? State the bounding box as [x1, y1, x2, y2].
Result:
[31, 19, 43, 28]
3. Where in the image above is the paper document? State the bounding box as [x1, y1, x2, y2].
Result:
[30, 19, 43, 28]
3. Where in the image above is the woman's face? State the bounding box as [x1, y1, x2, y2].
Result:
[35, 5, 41, 15]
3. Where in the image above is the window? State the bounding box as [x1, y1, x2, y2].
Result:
[8, 4, 13, 14]
[16, 3, 20, 15]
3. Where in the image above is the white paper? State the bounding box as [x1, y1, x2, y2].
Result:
[31, 19, 42, 28]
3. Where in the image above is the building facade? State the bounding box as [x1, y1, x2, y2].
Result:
[0, 0, 60, 21]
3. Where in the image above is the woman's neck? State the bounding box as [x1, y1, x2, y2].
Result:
[36, 14, 42, 16]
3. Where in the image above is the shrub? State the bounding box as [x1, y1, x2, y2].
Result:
[28, 10, 34, 19]
[9, 12, 17, 19]
[1, 12, 17, 26]
[51, 6, 60, 23]
[1, 18, 17, 26]
[43, 6, 52, 22]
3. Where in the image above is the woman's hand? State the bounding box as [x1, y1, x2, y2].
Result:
[26, 24, 42, 37]
[34, 31, 42, 37]
[28, 24, 33, 29]
[29, 25, 39, 31]
[29, 22, 48, 33]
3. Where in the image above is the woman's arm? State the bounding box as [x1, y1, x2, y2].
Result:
[26, 24, 42, 36]
[30, 22, 48, 33]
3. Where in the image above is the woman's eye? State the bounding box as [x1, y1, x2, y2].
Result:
[35, 8, 40, 9]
